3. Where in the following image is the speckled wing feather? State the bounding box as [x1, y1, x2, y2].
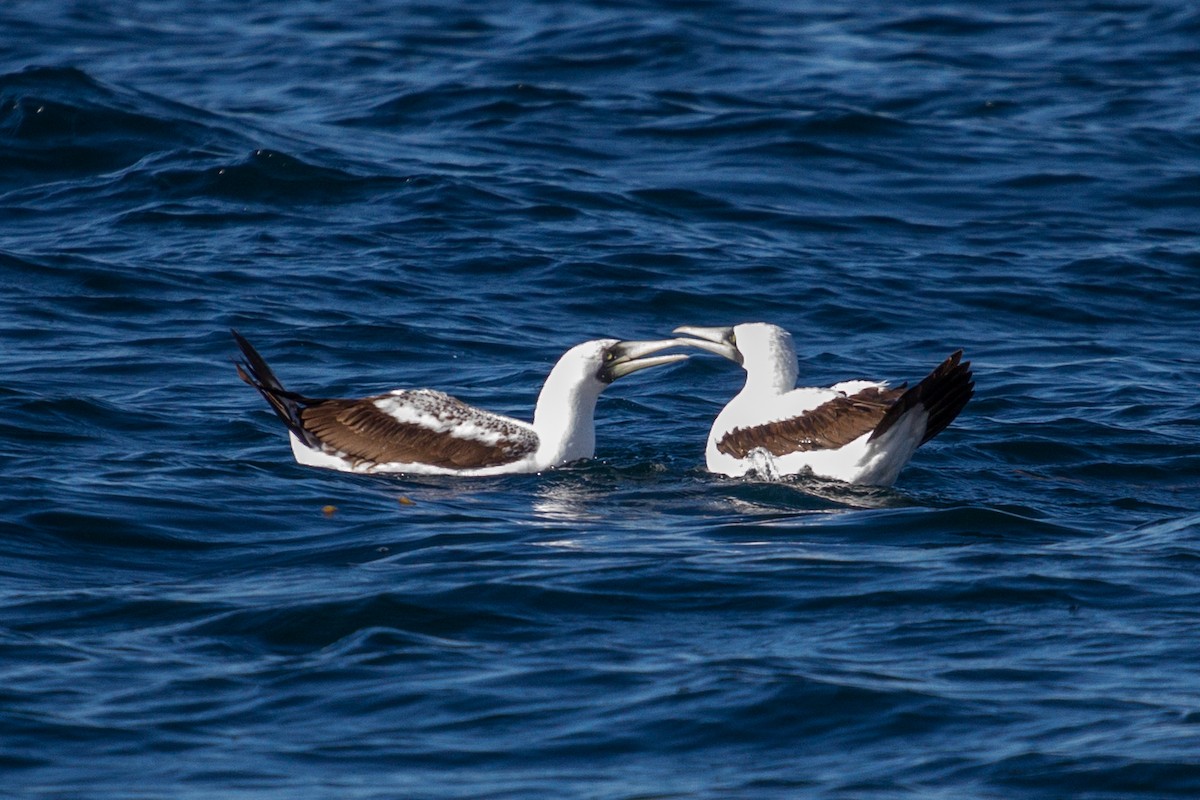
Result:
[300, 389, 538, 470]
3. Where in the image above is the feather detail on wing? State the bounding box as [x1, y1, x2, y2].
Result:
[716, 385, 905, 458]
[299, 390, 538, 470]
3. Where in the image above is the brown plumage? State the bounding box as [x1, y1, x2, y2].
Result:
[298, 394, 536, 470]
[717, 385, 905, 459]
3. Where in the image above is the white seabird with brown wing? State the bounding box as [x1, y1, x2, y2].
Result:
[233, 330, 686, 476]
[673, 323, 973, 486]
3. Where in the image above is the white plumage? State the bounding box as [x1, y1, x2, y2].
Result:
[674, 323, 974, 486]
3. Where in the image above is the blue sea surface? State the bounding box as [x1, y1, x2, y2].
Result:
[3, 1, 1200, 797]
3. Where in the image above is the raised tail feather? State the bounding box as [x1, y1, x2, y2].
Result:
[231, 329, 319, 448]
[869, 350, 974, 446]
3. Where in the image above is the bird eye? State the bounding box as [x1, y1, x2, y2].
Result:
[605, 351, 615, 361]
[729, 333, 737, 346]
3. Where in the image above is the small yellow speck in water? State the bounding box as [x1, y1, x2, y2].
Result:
[322, 505, 337, 516]
[398, 496, 415, 506]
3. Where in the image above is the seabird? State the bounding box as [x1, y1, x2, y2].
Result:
[232, 330, 686, 475]
[673, 323, 974, 486]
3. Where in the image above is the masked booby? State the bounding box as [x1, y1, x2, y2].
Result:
[673, 323, 973, 486]
[233, 330, 686, 475]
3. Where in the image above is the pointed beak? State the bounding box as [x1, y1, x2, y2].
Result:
[672, 325, 743, 365]
[599, 339, 689, 383]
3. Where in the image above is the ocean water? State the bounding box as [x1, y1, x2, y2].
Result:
[3, 1, 1200, 797]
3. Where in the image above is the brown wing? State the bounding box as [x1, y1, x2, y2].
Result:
[717, 385, 906, 459]
[299, 391, 538, 470]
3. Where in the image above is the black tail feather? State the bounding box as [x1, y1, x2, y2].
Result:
[231, 329, 317, 446]
[919, 353, 974, 445]
[869, 350, 974, 446]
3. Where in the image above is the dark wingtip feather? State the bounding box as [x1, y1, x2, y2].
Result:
[231, 329, 286, 393]
[869, 350, 974, 445]
[917, 351, 974, 445]
[230, 330, 316, 446]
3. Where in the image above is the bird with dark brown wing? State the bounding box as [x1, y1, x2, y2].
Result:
[233, 329, 687, 475]
[673, 323, 973, 486]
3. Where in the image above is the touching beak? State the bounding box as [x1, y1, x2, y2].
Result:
[672, 325, 743, 365]
[599, 339, 689, 383]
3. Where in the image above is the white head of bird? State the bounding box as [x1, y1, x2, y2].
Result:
[673, 322, 798, 394]
[532, 338, 689, 465]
